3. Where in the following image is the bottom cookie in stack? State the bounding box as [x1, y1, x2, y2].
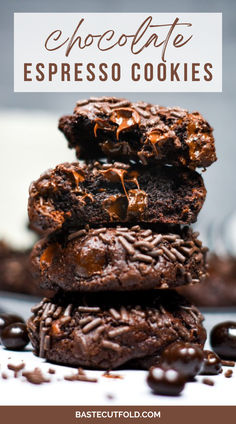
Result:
[27, 290, 206, 370]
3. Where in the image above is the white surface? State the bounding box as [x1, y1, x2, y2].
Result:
[0, 294, 235, 406]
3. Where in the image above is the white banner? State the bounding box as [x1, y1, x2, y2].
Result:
[14, 13, 222, 92]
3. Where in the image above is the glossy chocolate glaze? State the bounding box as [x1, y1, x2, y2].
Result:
[161, 341, 204, 379]
[210, 322, 236, 360]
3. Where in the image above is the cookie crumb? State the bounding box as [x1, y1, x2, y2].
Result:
[1, 372, 8, 379]
[48, 368, 56, 374]
[221, 360, 235, 367]
[106, 393, 115, 400]
[202, 378, 214, 386]
[22, 368, 50, 385]
[224, 369, 233, 378]
[7, 363, 25, 378]
[64, 369, 97, 383]
[103, 372, 123, 379]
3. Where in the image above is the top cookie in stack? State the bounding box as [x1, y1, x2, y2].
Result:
[59, 96, 216, 169]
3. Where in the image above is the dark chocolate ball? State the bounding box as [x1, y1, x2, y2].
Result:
[161, 342, 204, 379]
[0, 314, 25, 337]
[1, 323, 29, 350]
[210, 321, 236, 360]
[147, 366, 186, 396]
[199, 350, 222, 375]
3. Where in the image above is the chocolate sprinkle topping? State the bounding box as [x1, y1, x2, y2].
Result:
[27, 290, 206, 370]
[202, 378, 215, 386]
[32, 225, 207, 292]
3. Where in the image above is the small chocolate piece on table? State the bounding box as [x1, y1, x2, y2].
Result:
[147, 366, 186, 396]
[199, 350, 222, 375]
[221, 360, 235, 367]
[210, 321, 236, 360]
[0, 314, 25, 338]
[161, 342, 204, 379]
[202, 378, 214, 386]
[1, 323, 29, 350]
[224, 369, 233, 378]
[22, 368, 50, 385]
[64, 368, 97, 383]
[7, 363, 25, 378]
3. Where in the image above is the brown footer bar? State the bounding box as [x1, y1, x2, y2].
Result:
[0, 406, 235, 424]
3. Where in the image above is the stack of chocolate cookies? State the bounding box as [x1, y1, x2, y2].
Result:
[27, 97, 216, 370]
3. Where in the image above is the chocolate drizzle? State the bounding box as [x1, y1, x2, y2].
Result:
[71, 169, 85, 189]
[109, 107, 140, 139]
[94, 118, 114, 137]
[101, 168, 128, 196]
[100, 165, 147, 219]
[147, 127, 175, 157]
[93, 107, 140, 140]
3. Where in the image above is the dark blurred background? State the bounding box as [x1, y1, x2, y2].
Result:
[0, 0, 235, 251]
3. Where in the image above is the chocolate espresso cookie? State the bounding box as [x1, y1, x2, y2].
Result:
[59, 97, 216, 169]
[31, 225, 208, 292]
[28, 162, 206, 235]
[27, 290, 206, 370]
